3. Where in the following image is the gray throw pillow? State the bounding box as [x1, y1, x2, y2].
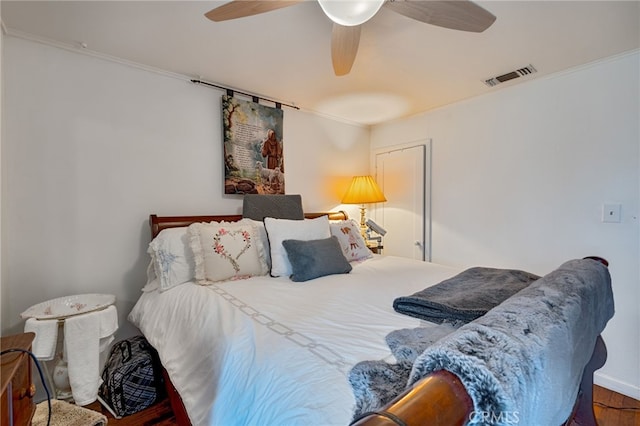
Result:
[282, 236, 352, 282]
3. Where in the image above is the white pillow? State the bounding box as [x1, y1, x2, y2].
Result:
[188, 221, 269, 283]
[148, 227, 196, 292]
[141, 260, 160, 293]
[264, 216, 331, 277]
[330, 219, 373, 262]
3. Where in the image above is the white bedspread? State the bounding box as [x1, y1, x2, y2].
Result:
[128, 256, 459, 426]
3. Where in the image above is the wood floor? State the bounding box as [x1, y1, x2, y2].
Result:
[85, 385, 639, 425]
[592, 385, 640, 426]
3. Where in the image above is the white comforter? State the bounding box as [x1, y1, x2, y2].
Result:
[128, 255, 459, 426]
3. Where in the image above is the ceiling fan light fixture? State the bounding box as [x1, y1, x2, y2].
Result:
[318, 0, 385, 26]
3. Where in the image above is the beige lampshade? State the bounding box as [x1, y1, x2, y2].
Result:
[341, 176, 387, 204]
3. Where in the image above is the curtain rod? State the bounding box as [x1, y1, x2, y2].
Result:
[190, 79, 299, 110]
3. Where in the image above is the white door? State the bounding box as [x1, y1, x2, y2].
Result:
[372, 142, 430, 260]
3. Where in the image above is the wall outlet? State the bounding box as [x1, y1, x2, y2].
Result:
[602, 204, 622, 223]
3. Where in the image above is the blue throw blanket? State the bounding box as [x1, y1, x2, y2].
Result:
[349, 258, 614, 426]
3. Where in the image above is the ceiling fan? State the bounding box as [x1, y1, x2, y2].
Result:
[204, 0, 496, 76]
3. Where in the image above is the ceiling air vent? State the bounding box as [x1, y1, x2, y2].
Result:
[483, 65, 537, 87]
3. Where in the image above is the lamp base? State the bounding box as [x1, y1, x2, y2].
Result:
[359, 206, 367, 238]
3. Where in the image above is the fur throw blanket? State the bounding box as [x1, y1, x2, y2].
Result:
[349, 258, 614, 426]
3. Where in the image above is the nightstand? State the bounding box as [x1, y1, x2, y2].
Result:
[1, 332, 36, 426]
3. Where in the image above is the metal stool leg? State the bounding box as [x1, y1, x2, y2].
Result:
[40, 360, 56, 398]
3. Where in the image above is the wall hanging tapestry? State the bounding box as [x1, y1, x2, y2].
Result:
[222, 95, 285, 195]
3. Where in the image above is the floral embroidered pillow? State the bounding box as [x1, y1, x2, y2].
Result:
[188, 221, 269, 284]
[239, 218, 272, 270]
[329, 219, 373, 262]
[148, 227, 196, 292]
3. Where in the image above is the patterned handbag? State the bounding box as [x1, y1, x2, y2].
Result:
[98, 335, 165, 417]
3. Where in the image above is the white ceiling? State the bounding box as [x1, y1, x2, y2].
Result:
[2, 1, 639, 125]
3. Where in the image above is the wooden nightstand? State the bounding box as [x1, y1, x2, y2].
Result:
[1, 332, 36, 426]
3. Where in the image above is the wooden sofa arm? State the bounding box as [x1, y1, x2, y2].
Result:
[351, 370, 473, 426]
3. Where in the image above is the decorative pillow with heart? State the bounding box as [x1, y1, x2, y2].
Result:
[188, 221, 269, 284]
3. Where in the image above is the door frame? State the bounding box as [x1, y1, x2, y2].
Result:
[372, 139, 432, 261]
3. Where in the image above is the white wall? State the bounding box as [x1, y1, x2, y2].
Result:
[1, 36, 370, 337]
[372, 51, 640, 399]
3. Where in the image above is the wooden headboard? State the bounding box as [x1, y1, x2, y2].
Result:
[149, 211, 348, 238]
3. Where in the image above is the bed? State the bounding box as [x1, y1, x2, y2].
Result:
[128, 210, 613, 426]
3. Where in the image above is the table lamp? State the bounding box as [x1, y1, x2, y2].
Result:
[341, 175, 387, 237]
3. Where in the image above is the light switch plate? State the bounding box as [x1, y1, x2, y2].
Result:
[602, 204, 622, 223]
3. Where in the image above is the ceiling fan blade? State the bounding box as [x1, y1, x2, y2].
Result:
[384, 0, 496, 33]
[331, 24, 362, 76]
[205, 0, 303, 22]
